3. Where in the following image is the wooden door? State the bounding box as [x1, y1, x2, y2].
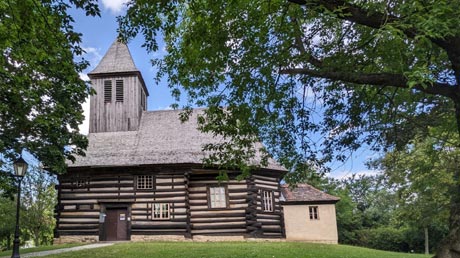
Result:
[105, 208, 128, 241]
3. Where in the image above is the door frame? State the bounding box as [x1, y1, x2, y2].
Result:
[99, 202, 132, 241]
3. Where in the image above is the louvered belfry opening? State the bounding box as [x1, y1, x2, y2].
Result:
[116, 79, 123, 102]
[104, 80, 112, 103]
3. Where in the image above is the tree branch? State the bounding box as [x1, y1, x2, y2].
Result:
[289, 0, 460, 84]
[280, 68, 455, 98]
[291, 17, 323, 68]
[290, 1, 402, 29]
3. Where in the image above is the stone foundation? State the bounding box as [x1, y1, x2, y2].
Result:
[286, 239, 338, 244]
[246, 237, 285, 242]
[54, 235, 99, 244]
[131, 235, 187, 242]
[54, 234, 324, 244]
[192, 235, 245, 242]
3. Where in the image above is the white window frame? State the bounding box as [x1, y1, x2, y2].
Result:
[309, 206, 319, 220]
[208, 186, 227, 208]
[262, 190, 274, 212]
[152, 203, 170, 220]
[137, 175, 154, 190]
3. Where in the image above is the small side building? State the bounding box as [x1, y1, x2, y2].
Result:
[281, 184, 340, 244]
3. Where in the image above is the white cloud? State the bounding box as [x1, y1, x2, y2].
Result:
[330, 169, 380, 180]
[83, 47, 103, 70]
[101, 0, 129, 14]
[79, 73, 90, 81]
[155, 105, 174, 111]
[78, 97, 90, 135]
[78, 71, 90, 135]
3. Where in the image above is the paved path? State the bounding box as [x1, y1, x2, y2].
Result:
[1, 243, 114, 258]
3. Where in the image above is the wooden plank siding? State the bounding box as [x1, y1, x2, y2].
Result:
[56, 169, 283, 240]
[89, 75, 145, 133]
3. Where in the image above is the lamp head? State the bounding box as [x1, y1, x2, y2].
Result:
[13, 156, 28, 177]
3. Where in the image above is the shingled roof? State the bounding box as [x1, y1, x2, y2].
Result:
[281, 184, 340, 204]
[70, 109, 286, 171]
[88, 39, 139, 75]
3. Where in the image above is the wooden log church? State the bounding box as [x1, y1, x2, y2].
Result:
[53, 40, 339, 243]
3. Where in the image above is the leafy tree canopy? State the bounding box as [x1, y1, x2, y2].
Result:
[118, 0, 460, 181]
[0, 0, 99, 173]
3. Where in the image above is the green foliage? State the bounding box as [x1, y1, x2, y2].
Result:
[0, 172, 16, 199]
[312, 174, 448, 253]
[368, 133, 453, 253]
[21, 166, 57, 246]
[375, 134, 452, 229]
[356, 227, 408, 253]
[0, 166, 57, 250]
[0, 0, 100, 173]
[118, 0, 460, 183]
[0, 197, 15, 250]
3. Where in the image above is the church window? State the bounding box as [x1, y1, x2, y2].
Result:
[137, 175, 154, 189]
[208, 186, 227, 208]
[104, 80, 112, 103]
[262, 190, 274, 212]
[152, 203, 170, 220]
[116, 80, 124, 102]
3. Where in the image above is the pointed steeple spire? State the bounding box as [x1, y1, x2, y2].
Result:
[88, 39, 139, 75]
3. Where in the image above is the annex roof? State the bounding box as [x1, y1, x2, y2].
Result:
[69, 109, 286, 171]
[280, 184, 340, 204]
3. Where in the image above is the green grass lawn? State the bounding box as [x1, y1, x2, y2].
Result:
[0, 243, 84, 257]
[38, 242, 431, 258]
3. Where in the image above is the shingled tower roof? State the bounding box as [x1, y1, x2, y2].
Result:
[88, 39, 139, 75]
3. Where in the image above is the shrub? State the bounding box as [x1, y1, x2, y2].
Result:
[356, 227, 409, 252]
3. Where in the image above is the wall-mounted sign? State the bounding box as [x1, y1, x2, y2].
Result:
[120, 213, 126, 221]
[99, 212, 106, 223]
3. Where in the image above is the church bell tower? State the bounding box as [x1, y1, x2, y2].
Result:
[87, 39, 149, 133]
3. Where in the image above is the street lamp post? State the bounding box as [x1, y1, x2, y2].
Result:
[11, 156, 28, 258]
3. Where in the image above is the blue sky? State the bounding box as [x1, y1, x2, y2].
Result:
[71, 1, 379, 179]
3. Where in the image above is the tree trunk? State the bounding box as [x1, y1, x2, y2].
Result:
[7, 234, 11, 250]
[434, 99, 460, 258]
[34, 235, 40, 247]
[425, 227, 430, 255]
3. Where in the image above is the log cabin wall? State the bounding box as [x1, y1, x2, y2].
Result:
[57, 173, 117, 237]
[56, 168, 189, 240]
[253, 173, 283, 238]
[55, 167, 284, 241]
[130, 173, 188, 237]
[188, 173, 248, 237]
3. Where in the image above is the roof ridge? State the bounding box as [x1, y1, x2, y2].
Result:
[144, 107, 208, 114]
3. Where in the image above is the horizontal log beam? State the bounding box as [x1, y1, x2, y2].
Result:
[191, 213, 246, 219]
